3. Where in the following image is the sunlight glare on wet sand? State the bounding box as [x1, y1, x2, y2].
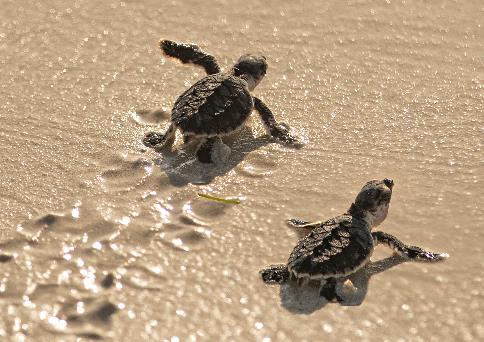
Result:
[0, 0, 482, 341]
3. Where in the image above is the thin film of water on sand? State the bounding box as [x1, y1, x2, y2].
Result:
[1, 0, 483, 341]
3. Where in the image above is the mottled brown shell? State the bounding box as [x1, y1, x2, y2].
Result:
[287, 215, 374, 278]
[171, 73, 253, 136]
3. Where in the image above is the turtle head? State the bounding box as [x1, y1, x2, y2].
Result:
[232, 54, 268, 91]
[348, 179, 394, 227]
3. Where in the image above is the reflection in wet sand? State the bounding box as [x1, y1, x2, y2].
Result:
[0, 147, 253, 338]
[1, 0, 482, 340]
[279, 255, 406, 314]
[152, 127, 274, 186]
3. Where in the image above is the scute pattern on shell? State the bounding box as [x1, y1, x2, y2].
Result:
[287, 215, 374, 278]
[171, 73, 254, 136]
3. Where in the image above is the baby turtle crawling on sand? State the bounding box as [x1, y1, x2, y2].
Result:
[143, 40, 299, 163]
[260, 179, 449, 302]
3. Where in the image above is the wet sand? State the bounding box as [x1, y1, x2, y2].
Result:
[1, 0, 483, 340]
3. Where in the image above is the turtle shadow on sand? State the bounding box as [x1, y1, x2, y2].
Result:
[151, 125, 273, 187]
[279, 254, 407, 314]
[135, 108, 277, 186]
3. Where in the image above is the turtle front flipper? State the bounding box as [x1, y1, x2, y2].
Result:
[160, 40, 221, 75]
[260, 264, 290, 284]
[253, 97, 301, 147]
[372, 231, 449, 262]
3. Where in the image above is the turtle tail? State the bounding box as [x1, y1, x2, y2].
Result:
[260, 264, 290, 284]
[143, 124, 176, 150]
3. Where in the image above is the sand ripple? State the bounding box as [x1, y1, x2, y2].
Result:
[97, 151, 154, 193]
[236, 152, 277, 178]
[40, 298, 118, 339]
[181, 198, 229, 226]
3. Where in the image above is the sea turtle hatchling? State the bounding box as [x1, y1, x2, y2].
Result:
[143, 39, 299, 163]
[260, 179, 449, 302]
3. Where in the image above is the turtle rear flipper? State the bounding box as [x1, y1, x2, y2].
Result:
[196, 137, 217, 163]
[143, 124, 176, 151]
[320, 277, 343, 303]
[160, 39, 221, 75]
[260, 264, 290, 284]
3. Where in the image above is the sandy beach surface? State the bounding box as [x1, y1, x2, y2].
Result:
[1, 0, 483, 341]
